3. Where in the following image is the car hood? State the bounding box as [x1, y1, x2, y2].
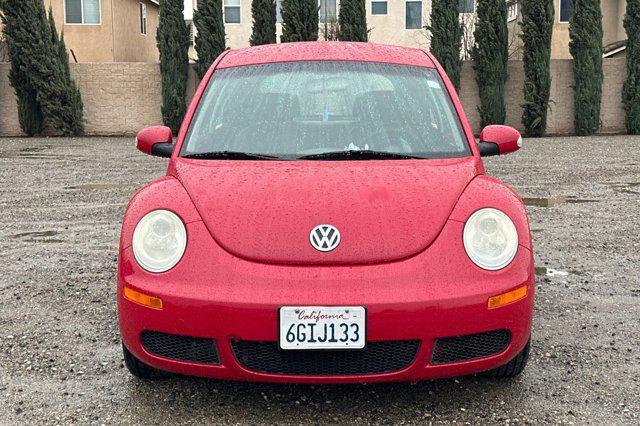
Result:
[173, 158, 479, 265]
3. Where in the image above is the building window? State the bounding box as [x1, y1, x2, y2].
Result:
[405, 1, 422, 30]
[224, 0, 241, 24]
[276, 0, 283, 23]
[559, 0, 573, 23]
[139, 3, 147, 35]
[371, 1, 387, 15]
[507, 2, 518, 22]
[64, 0, 101, 24]
[319, 0, 336, 24]
[458, 0, 474, 14]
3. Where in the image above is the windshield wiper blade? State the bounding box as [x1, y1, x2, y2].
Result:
[297, 150, 424, 160]
[182, 151, 281, 160]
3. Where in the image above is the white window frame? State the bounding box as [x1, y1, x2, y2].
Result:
[459, 0, 474, 14]
[319, 0, 337, 24]
[63, 0, 102, 25]
[223, 0, 242, 25]
[507, 2, 518, 22]
[558, 0, 572, 24]
[371, 1, 388, 16]
[139, 2, 147, 36]
[405, 1, 423, 31]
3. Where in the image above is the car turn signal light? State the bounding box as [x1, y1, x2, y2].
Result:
[487, 285, 527, 309]
[124, 287, 163, 310]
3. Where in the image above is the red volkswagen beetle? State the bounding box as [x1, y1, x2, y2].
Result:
[118, 42, 533, 383]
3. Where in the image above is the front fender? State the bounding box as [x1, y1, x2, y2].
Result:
[449, 175, 532, 251]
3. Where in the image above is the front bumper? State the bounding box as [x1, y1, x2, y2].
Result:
[118, 220, 534, 383]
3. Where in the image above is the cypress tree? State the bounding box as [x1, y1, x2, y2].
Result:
[428, 0, 462, 91]
[281, 0, 319, 42]
[471, 0, 509, 127]
[250, 0, 277, 46]
[157, 0, 190, 134]
[569, 0, 603, 136]
[338, 0, 368, 42]
[48, 7, 83, 135]
[622, 0, 640, 134]
[1, 0, 83, 136]
[194, 0, 227, 79]
[520, 0, 554, 136]
[0, 0, 44, 136]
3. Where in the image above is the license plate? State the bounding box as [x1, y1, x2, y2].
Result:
[279, 306, 366, 350]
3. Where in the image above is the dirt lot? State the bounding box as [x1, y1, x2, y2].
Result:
[0, 135, 638, 425]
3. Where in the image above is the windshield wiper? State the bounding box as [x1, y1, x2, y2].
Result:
[297, 150, 425, 161]
[182, 151, 281, 160]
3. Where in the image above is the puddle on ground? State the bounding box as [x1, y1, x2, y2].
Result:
[9, 230, 59, 239]
[608, 182, 640, 195]
[524, 195, 598, 207]
[19, 146, 51, 153]
[565, 196, 598, 204]
[535, 266, 548, 276]
[535, 266, 570, 278]
[66, 183, 131, 190]
[523, 196, 567, 207]
[0, 152, 69, 160]
[8, 230, 63, 243]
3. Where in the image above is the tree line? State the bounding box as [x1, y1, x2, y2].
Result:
[0, 0, 639, 137]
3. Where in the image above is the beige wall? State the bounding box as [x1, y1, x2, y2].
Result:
[457, 57, 626, 135]
[43, 0, 159, 62]
[0, 63, 194, 136]
[0, 58, 628, 137]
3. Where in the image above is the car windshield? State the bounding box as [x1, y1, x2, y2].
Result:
[181, 61, 471, 160]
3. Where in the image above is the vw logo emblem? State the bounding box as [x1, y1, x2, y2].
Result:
[310, 224, 341, 252]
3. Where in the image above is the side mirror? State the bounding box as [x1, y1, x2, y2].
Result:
[478, 125, 522, 157]
[136, 126, 174, 158]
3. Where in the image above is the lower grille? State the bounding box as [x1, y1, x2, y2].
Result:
[430, 329, 511, 365]
[231, 340, 420, 376]
[141, 331, 220, 365]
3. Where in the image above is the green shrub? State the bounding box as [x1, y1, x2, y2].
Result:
[338, 0, 367, 42]
[157, 0, 190, 133]
[569, 0, 603, 136]
[250, 0, 277, 46]
[472, 0, 509, 127]
[195, 0, 227, 79]
[428, 0, 462, 91]
[281, 0, 319, 42]
[1, 0, 84, 136]
[623, 0, 640, 134]
[520, 0, 554, 136]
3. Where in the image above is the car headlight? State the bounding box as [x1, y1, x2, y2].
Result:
[132, 210, 187, 273]
[463, 208, 518, 271]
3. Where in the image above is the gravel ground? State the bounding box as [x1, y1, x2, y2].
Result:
[0, 135, 638, 425]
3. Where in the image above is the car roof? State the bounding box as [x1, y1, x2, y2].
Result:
[216, 42, 435, 70]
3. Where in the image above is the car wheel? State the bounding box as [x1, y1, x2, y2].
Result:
[482, 338, 531, 378]
[122, 344, 167, 379]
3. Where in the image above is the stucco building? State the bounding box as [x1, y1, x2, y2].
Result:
[1, 0, 160, 63]
[184, 0, 457, 59]
[507, 0, 628, 59]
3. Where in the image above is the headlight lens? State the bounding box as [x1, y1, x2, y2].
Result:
[132, 210, 187, 273]
[463, 208, 518, 271]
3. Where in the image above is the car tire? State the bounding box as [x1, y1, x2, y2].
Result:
[122, 344, 167, 379]
[481, 338, 531, 378]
